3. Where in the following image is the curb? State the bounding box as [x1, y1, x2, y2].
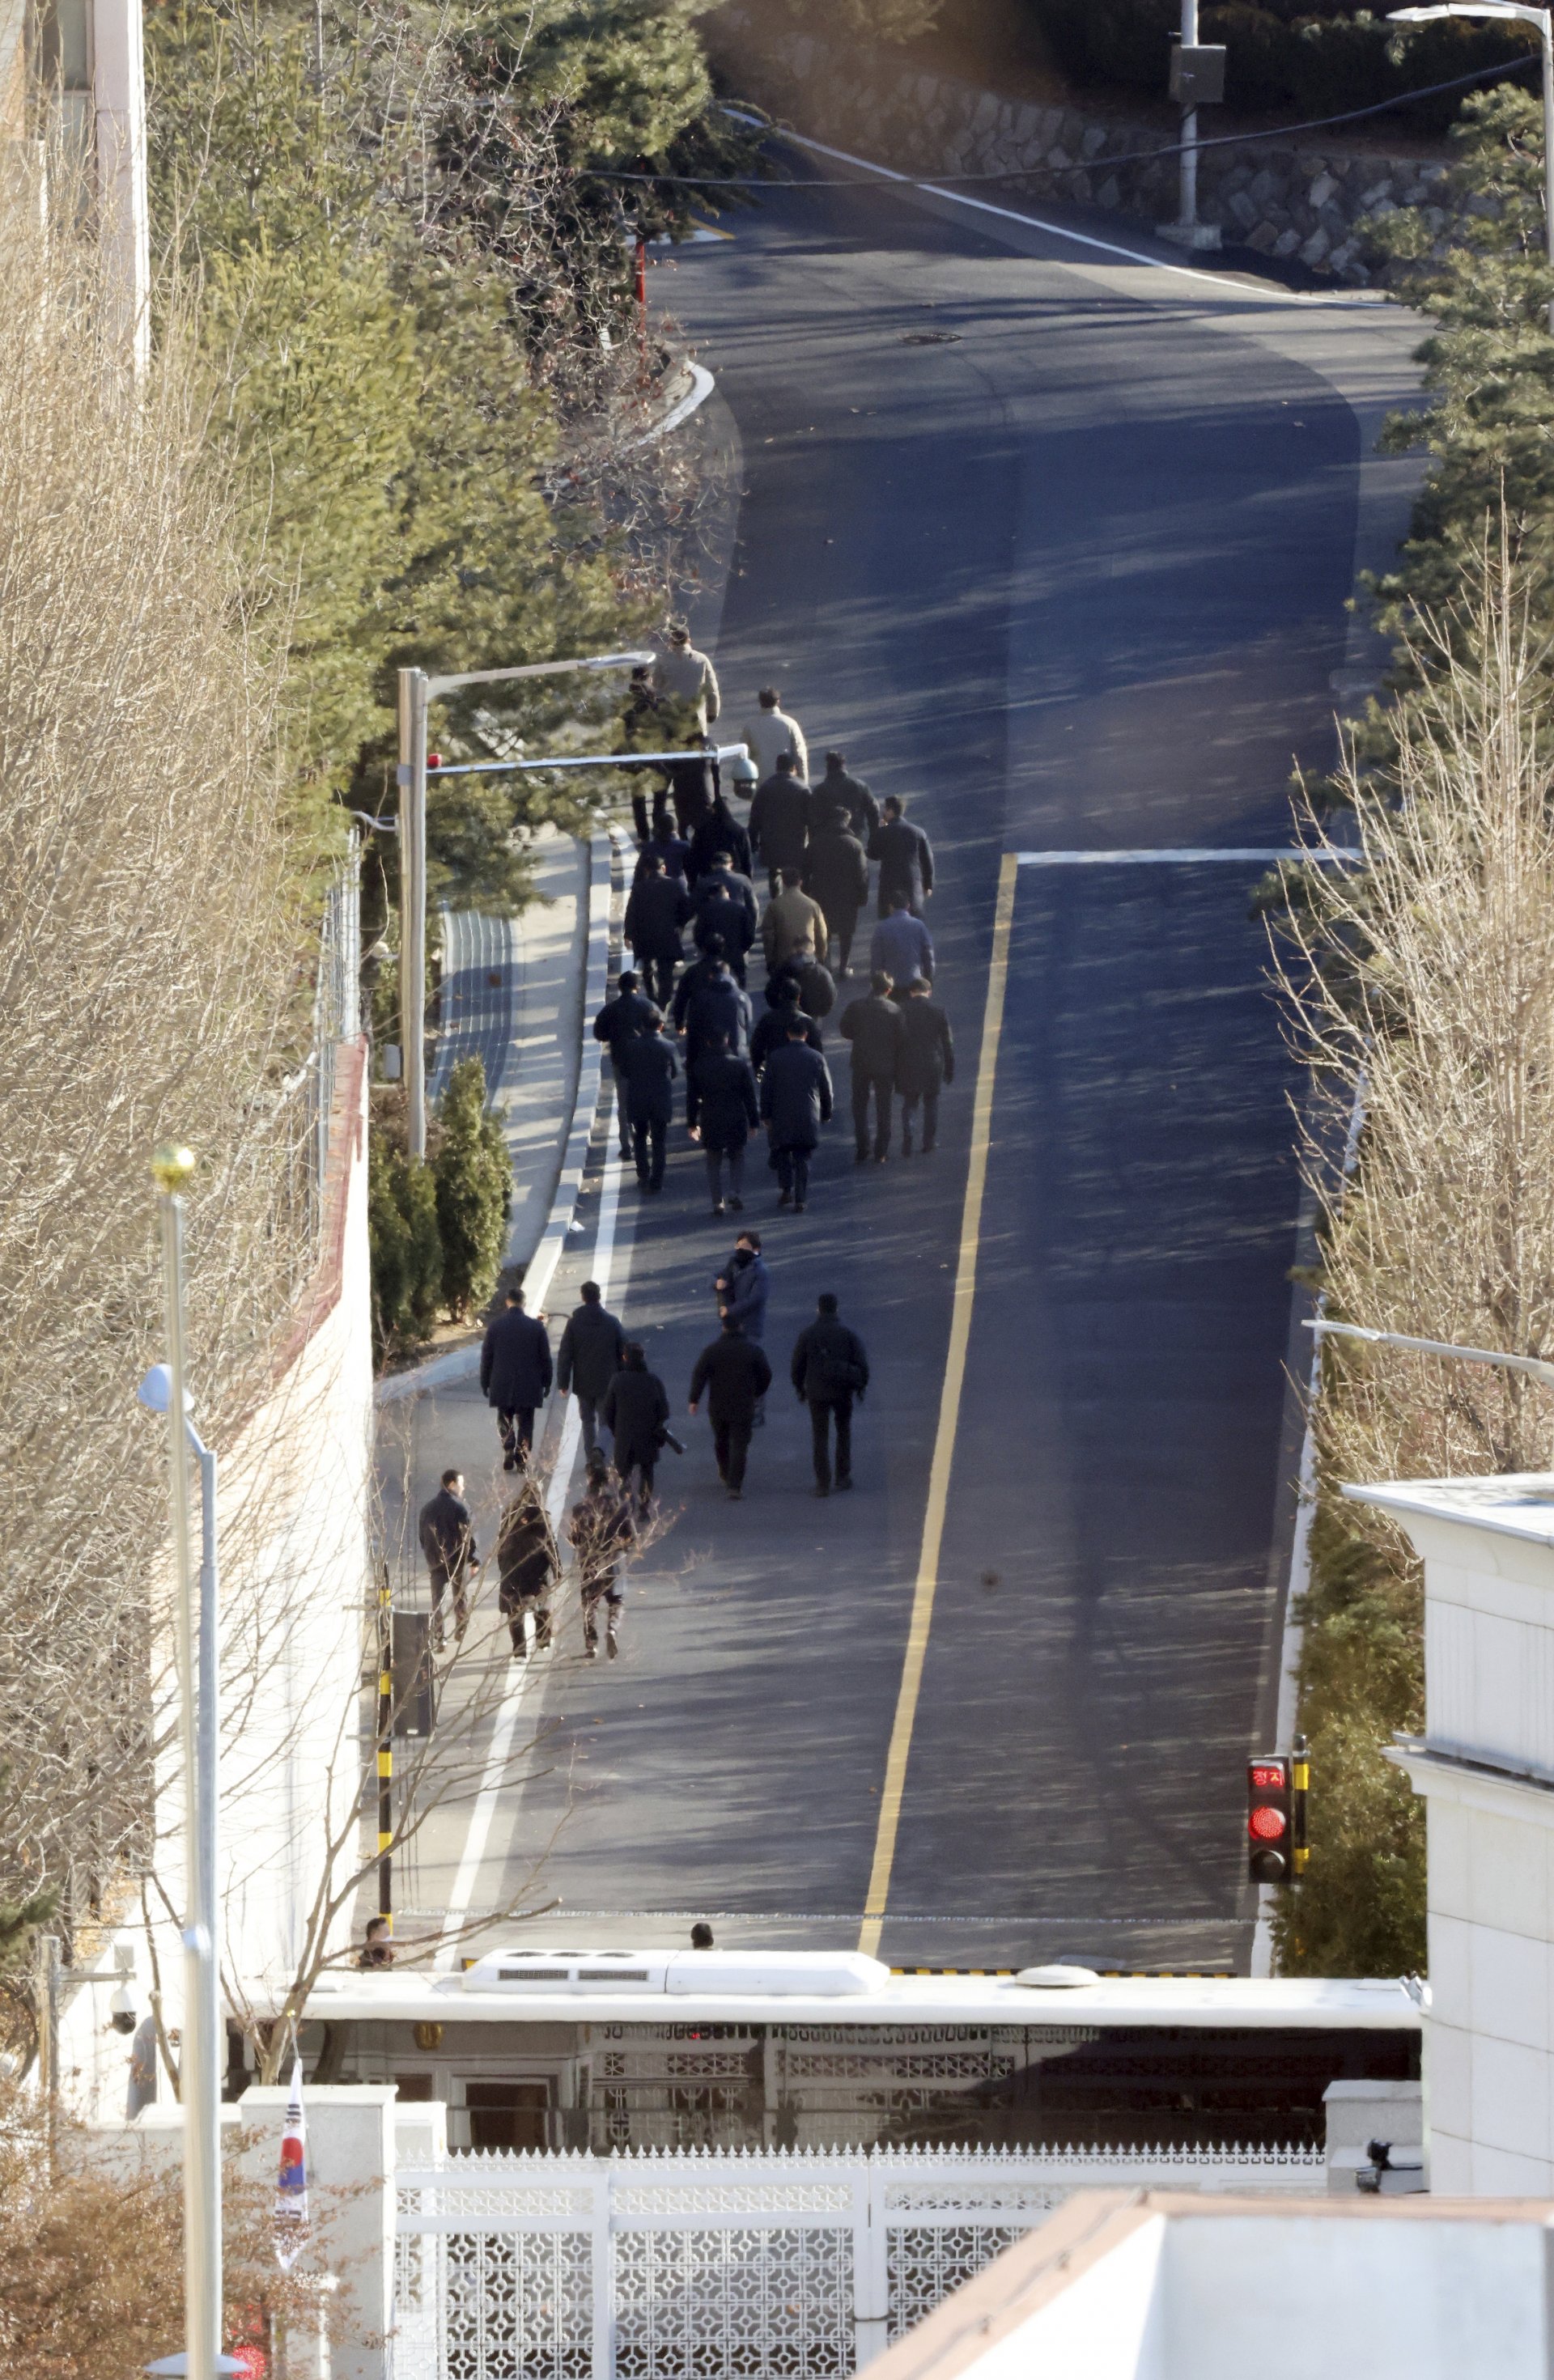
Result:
[625, 361, 716, 452]
[376, 827, 617, 1407]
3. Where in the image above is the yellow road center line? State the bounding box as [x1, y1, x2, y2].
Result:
[858, 853, 1019, 1958]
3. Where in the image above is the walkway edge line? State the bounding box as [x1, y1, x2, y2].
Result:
[858, 853, 1020, 1958]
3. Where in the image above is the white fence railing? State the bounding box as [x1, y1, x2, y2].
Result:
[393, 2140, 1324, 2378]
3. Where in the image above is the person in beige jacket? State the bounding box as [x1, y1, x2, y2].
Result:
[742, 687, 809, 784]
[653, 622, 720, 735]
[762, 870, 829, 974]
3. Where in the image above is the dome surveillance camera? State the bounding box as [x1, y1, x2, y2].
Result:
[108, 1982, 138, 2036]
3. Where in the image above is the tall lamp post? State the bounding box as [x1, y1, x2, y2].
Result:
[397, 648, 654, 1158]
[1389, 2, 1554, 331]
[143, 1143, 235, 2380]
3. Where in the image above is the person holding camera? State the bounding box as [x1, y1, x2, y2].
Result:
[601, 1341, 675, 1512]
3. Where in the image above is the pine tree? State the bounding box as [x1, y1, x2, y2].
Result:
[434, 1057, 513, 1319]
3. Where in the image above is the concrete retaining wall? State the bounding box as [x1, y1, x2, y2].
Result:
[713, 11, 1456, 285]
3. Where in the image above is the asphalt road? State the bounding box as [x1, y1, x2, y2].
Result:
[461, 171, 1421, 1974]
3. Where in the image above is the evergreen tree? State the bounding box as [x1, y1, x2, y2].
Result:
[368, 1133, 445, 1357]
[433, 1057, 512, 1318]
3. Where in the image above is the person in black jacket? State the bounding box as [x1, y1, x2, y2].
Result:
[803, 812, 871, 978]
[418, 1467, 478, 1648]
[676, 946, 753, 1132]
[868, 795, 935, 918]
[897, 976, 956, 1156]
[811, 751, 881, 845]
[479, 1286, 553, 1470]
[839, 973, 905, 1164]
[790, 1292, 870, 1495]
[758, 1020, 834, 1212]
[690, 877, 757, 985]
[690, 849, 758, 944]
[748, 753, 811, 897]
[623, 856, 690, 1008]
[689, 790, 753, 885]
[771, 949, 836, 1024]
[616, 1018, 678, 1191]
[633, 825, 693, 886]
[556, 1280, 627, 1459]
[602, 1341, 672, 1509]
[496, 1478, 559, 1657]
[692, 1032, 759, 1215]
[687, 1315, 773, 1500]
[750, 978, 822, 1078]
[592, 970, 664, 1162]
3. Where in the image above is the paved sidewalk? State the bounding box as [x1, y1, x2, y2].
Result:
[378, 829, 592, 1607]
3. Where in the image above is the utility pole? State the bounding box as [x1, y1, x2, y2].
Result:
[92, 0, 151, 375]
[1161, 0, 1225, 250]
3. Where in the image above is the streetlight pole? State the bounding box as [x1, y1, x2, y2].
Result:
[146, 1144, 223, 2380]
[395, 648, 653, 1158]
[1390, 2, 1554, 333]
[1180, 0, 1201, 239]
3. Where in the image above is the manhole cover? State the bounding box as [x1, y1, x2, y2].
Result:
[899, 329, 962, 345]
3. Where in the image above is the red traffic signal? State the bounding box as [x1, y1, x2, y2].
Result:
[1247, 1753, 1292, 1884]
[427, 751, 442, 770]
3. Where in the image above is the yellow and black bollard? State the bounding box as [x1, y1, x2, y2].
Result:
[376, 1565, 393, 1935]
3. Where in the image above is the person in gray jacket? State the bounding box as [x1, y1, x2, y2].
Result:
[557, 1281, 628, 1459]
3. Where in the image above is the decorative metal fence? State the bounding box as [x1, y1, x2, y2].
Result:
[393, 2140, 1324, 2378]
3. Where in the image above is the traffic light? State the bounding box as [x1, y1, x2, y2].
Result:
[1247, 1754, 1292, 1884]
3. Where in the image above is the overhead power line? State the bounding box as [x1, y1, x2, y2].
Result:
[579, 53, 1539, 189]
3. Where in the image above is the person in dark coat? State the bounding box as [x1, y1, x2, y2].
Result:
[633, 824, 693, 887]
[897, 976, 955, 1155]
[803, 813, 871, 978]
[771, 949, 836, 1024]
[868, 795, 935, 918]
[602, 1341, 671, 1509]
[758, 1020, 834, 1212]
[418, 1466, 478, 1648]
[689, 791, 753, 885]
[692, 1032, 759, 1215]
[687, 1315, 773, 1500]
[840, 972, 904, 1164]
[716, 1228, 771, 1421]
[592, 970, 664, 1162]
[790, 1292, 871, 1495]
[556, 1280, 627, 1459]
[567, 1449, 635, 1657]
[669, 736, 720, 838]
[616, 1017, 677, 1192]
[691, 877, 757, 985]
[479, 1286, 553, 1470]
[677, 948, 753, 1132]
[748, 753, 812, 897]
[750, 978, 822, 1077]
[690, 849, 759, 947]
[496, 1478, 559, 1657]
[623, 856, 691, 1008]
[811, 751, 881, 845]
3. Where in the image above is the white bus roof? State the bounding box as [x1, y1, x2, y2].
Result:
[299, 1948, 1421, 2031]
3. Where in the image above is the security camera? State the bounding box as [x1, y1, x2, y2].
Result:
[108, 1983, 138, 2037]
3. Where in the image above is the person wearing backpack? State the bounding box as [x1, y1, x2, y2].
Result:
[789, 1293, 870, 1495]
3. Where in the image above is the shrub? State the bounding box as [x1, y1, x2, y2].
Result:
[368, 1129, 444, 1360]
[433, 1057, 513, 1320]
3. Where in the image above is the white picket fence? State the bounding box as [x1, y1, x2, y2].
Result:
[393, 2140, 1324, 2378]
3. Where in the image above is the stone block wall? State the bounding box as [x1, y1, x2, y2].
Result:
[713, 11, 1455, 286]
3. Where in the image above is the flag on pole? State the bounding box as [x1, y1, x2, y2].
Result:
[274, 2051, 309, 2272]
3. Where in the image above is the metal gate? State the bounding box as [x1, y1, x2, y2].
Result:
[393, 2141, 1323, 2378]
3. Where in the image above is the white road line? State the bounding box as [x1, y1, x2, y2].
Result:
[433, 842, 628, 1971]
[783, 130, 1378, 309]
[1013, 847, 1350, 865]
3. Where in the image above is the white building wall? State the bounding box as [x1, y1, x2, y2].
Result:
[1347, 1474, 1554, 2196]
[57, 1042, 372, 2120]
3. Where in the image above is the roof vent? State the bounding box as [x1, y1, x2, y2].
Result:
[1013, 1964, 1102, 1989]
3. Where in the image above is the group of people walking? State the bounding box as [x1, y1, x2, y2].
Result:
[414, 632, 947, 1662]
[601, 645, 954, 1210]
